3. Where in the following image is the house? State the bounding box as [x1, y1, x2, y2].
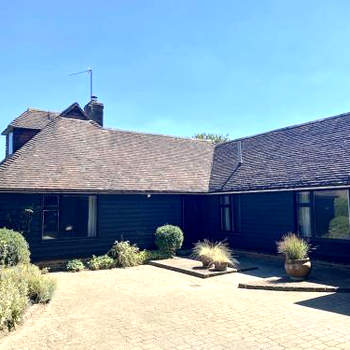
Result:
[1, 97, 350, 263]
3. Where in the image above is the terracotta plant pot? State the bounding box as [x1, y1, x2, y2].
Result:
[200, 256, 212, 268]
[212, 261, 228, 271]
[284, 258, 311, 281]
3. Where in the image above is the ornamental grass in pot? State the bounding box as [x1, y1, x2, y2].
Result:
[192, 240, 215, 267]
[209, 248, 234, 271]
[277, 233, 311, 281]
[193, 240, 236, 271]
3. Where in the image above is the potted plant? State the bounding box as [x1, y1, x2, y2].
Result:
[277, 233, 311, 281]
[193, 240, 236, 271]
[192, 239, 215, 267]
[209, 248, 234, 271]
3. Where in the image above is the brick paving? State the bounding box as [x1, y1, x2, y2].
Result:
[1, 265, 350, 350]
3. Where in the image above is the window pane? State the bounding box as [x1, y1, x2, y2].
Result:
[44, 195, 59, 209]
[221, 207, 231, 232]
[8, 132, 13, 155]
[298, 207, 311, 238]
[60, 196, 89, 237]
[314, 190, 350, 240]
[297, 191, 311, 204]
[42, 210, 58, 240]
[220, 195, 230, 205]
[88, 196, 97, 237]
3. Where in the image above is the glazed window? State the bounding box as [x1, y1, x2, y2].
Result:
[296, 189, 350, 240]
[220, 195, 232, 232]
[296, 191, 312, 238]
[8, 132, 13, 155]
[42, 195, 97, 240]
[314, 190, 350, 240]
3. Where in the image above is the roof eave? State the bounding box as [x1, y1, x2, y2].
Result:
[1, 125, 14, 135]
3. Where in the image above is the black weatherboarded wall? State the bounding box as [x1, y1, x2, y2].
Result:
[234, 191, 295, 251]
[183, 192, 296, 253]
[0, 193, 183, 261]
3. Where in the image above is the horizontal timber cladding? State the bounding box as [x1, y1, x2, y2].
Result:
[98, 194, 183, 250]
[183, 195, 223, 248]
[0, 193, 183, 261]
[0, 192, 42, 244]
[219, 191, 296, 253]
[13, 128, 40, 153]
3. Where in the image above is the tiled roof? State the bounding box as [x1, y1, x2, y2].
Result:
[209, 112, 350, 192]
[1, 108, 59, 134]
[2, 105, 350, 193]
[0, 117, 215, 193]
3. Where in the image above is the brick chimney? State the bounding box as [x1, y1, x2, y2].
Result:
[84, 96, 104, 126]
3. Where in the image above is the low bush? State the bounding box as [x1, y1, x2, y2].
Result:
[0, 228, 30, 267]
[87, 255, 115, 270]
[66, 259, 85, 272]
[0, 268, 28, 331]
[277, 233, 310, 260]
[18, 264, 56, 303]
[138, 250, 170, 263]
[108, 241, 142, 267]
[154, 225, 184, 256]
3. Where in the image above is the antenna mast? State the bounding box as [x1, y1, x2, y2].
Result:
[69, 67, 93, 99]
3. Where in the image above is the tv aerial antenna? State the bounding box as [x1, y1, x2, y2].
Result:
[69, 67, 93, 99]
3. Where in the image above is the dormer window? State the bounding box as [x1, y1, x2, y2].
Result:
[8, 131, 13, 155]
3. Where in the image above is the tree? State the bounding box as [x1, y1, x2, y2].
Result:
[193, 133, 230, 144]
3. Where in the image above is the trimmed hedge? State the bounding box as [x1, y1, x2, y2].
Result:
[0, 228, 30, 267]
[154, 225, 184, 256]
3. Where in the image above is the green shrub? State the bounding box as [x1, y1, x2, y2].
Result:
[66, 259, 85, 272]
[108, 241, 141, 267]
[154, 225, 184, 256]
[138, 250, 170, 264]
[87, 255, 115, 270]
[0, 228, 30, 266]
[277, 233, 310, 260]
[0, 268, 28, 331]
[0, 263, 56, 330]
[18, 264, 56, 303]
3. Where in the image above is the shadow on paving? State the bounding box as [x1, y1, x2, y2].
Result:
[234, 254, 285, 278]
[236, 252, 350, 295]
[296, 293, 350, 316]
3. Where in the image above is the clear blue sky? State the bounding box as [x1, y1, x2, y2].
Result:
[1, 1, 350, 156]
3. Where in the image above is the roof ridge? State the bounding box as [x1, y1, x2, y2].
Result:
[101, 126, 214, 143]
[27, 107, 59, 114]
[216, 110, 350, 147]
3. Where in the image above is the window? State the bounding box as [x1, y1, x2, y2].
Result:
[314, 190, 350, 240]
[297, 189, 350, 240]
[8, 131, 13, 155]
[42, 195, 59, 240]
[296, 192, 312, 237]
[220, 195, 232, 232]
[42, 195, 97, 240]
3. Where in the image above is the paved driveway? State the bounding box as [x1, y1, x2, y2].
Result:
[1, 264, 350, 350]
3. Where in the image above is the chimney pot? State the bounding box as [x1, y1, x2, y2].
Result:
[84, 97, 104, 126]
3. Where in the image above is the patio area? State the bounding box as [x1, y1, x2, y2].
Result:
[1, 257, 350, 350]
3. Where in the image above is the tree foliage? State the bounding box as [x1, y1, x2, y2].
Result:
[193, 133, 230, 144]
